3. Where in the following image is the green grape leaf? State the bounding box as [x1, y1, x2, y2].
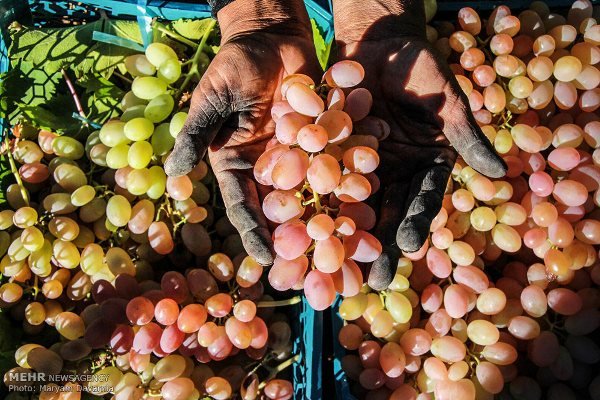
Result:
[75, 20, 143, 78]
[311, 19, 331, 70]
[169, 18, 216, 41]
[9, 20, 102, 74]
[0, 155, 13, 209]
[78, 75, 124, 124]
[0, 60, 63, 124]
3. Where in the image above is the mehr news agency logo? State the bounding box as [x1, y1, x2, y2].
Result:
[6, 370, 113, 393]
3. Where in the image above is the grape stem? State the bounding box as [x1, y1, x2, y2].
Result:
[258, 354, 301, 390]
[4, 136, 30, 206]
[113, 71, 133, 85]
[176, 19, 216, 99]
[154, 23, 201, 50]
[256, 296, 302, 308]
[61, 69, 87, 126]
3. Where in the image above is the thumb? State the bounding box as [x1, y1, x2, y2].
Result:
[165, 81, 230, 177]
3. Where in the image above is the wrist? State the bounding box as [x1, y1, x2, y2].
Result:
[216, 0, 312, 43]
[333, 0, 426, 45]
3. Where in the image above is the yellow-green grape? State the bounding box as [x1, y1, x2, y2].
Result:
[144, 94, 175, 123]
[15, 344, 43, 368]
[13, 207, 37, 228]
[53, 164, 87, 192]
[100, 121, 129, 147]
[80, 243, 105, 276]
[48, 157, 77, 174]
[145, 42, 178, 67]
[371, 310, 395, 337]
[153, 354, 186, 382]
[48, 216, 80, 241]
[88, 366, 122, 395]
[396, 258, 413, 277]
[158, 59, 181, 83]
[106, 195, 132, 227]
[0, 232, 10, 257]
[43, 193, 78, 215]
[127, 168, 152, 196]
[169, 112, 188, 137]
[147, 166, 167, 199]
[20, 227, 44, 252]
[13, 140, 43, 164]
[124, 117, 154, 142]
[128, 141, 153, 169]
[385, 291, 413, 323]
[85, 130, 101, 154]
[29, 241, 52, 277]
[0, 210, 15, 229]
[151, 123, 175, 156]
[470, 206, 497, 231]
[132, 77, 168, 100]
[7, 237, 29, 262]
[494, 129, 513, 154]
[508, 76, 534, 99]
[389, 273, 410, 291]
[6, 184, 29, 210]
[89, 143, 109, 167]
[52, 136, 85, 160]
[339, 293, 368, 321]
[121, 90, 148, 110]
[55, 312, 85, 340]
[53, 239, 80, 269]
[121, 104, 147, 123]
[124, 54, 157, 77]
[25, 302, 46, 326]
[71, 185, 96, 207]
[106, 143, 131, 169]
[106, 247, 135, 276]
[0, 256, 23, 277]
[2, 256, 27, 278]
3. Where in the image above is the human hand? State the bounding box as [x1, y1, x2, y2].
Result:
[165, 0, 322, 265]
[332, 0, 507, 288]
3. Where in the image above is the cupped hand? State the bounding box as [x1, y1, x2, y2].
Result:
[165, 2, 322, 265]
[334, 14, 507, 288]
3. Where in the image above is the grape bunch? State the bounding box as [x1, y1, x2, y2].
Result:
[337, 1, 600, 399]
[6, 256, 297, 400]
[256, 60, 387, 310]
[0, 36, 301, 399]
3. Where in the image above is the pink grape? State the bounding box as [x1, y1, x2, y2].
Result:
[273, 219, 311, 260]
[343, 230, 382, 263]
[297, 124, 329, 152]
[268, 255, 309, 291]
[306, 214, 335, 240]
[262, 189, 305, 224]
[316, 110, 353, 143]
[304, 270, 336, 310]
[254, 144, 290, 186]
[314, 236, 345, 273]
[285, 82, 324, 117]
[271, 148, 309, 190]
[306, 154, 342, 194]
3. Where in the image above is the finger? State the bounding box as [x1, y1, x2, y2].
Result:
[215, 167, 274, 266]
[396, 164, 451, 252]
[164, 81, 230, 177]
[369, 246, 401, 291]
[439, 73, 507, 179]
[368, 183, 408, 290]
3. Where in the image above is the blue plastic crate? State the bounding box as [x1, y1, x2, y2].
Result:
[293, 297, 323, 400]
[331, 296, 358, 400]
